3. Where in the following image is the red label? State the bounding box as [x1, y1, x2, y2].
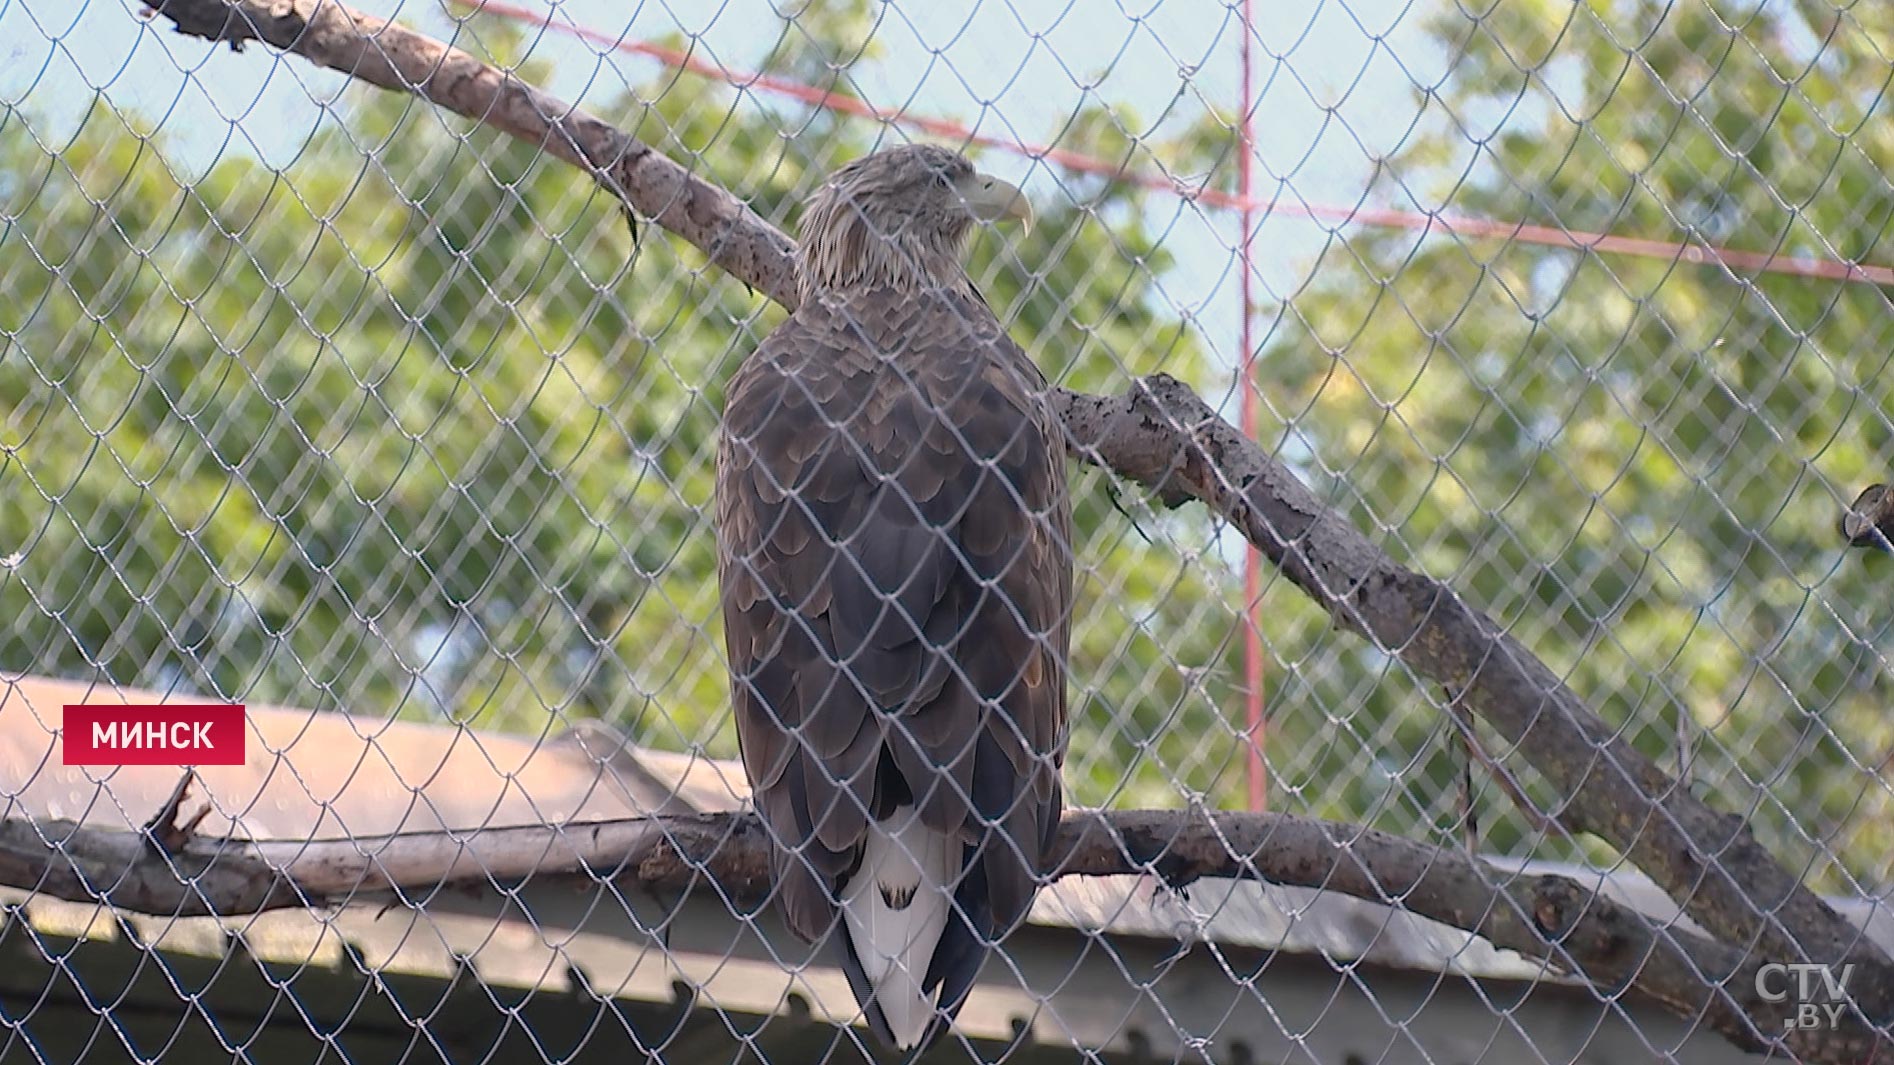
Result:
[62, 704, 247, 766]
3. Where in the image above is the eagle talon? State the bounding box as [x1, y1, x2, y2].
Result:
[1154, 861, 1202, 898]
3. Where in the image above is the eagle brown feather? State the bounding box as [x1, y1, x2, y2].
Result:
[715, 144, 1070, 1050]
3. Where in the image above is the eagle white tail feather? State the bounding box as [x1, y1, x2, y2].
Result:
[841, 805, 958, 1050]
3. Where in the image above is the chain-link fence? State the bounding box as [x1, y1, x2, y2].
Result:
[4, 1, 1894, 1062]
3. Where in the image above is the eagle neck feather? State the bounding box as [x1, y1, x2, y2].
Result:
[795, 205, 975, 301]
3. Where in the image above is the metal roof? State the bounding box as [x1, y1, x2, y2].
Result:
[4, 672, 1851, 1062]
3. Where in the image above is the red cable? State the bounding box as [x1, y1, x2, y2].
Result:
[471, 0, 1894, 289]
[469, 0, 1894, 813]
[470, 0, 1894, 817]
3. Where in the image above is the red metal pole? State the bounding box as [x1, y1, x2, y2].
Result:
[1237, 0, 1267, 813]
[472, 2, 1894, 288]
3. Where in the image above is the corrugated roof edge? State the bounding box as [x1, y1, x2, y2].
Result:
[4, 672, 1887, 982]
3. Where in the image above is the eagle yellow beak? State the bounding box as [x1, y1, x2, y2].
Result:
[956, 171, 1034, 232]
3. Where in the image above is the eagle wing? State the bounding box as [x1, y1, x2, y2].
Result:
[716, 285, 1072, 945]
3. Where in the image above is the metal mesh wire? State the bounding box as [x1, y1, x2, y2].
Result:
[3, 0, 1893, 1062]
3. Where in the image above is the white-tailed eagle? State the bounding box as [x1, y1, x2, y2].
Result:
[716, 144, 1072, 1052]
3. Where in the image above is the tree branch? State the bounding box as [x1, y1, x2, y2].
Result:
[146, 0, 799, 308]
[126, 0, 1894, 1057]
[0, 806, 1789, 1056]
[1053, 378, 1881, 971]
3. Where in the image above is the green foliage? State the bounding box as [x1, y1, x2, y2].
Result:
[1261, 0, 1894, 883]
[26, 0, 1879, 874]
[0, 9, 1239, 810]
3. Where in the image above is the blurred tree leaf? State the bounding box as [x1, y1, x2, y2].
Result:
[1259, 0, 1894, 884]
[0, 2, 1238, 813]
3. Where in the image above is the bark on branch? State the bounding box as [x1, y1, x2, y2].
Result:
[127, 0, 1894, 1059]
[0, 805, 1783, 1055]
[147, 0, 798, 308]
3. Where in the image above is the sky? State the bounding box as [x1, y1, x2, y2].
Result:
[1, 0, 1452, 419]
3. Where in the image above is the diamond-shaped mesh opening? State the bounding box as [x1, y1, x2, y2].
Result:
[3, 1, 1892, 1063]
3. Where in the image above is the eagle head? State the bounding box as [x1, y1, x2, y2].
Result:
[795, 144, 1033, 299]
